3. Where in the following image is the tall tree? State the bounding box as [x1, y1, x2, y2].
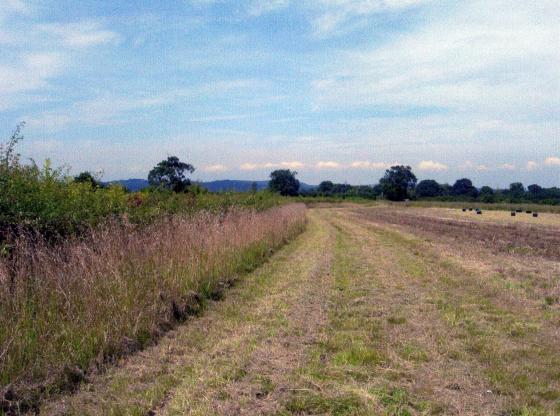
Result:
[479, 186, 495, 203]
[415, 179, 443, 198]
[509, 182, 525, 201]
[451, 178, 478, 198]
[148, 156, 195, 192]
[317, 181, 334, 195]
[379, 165, 417, 201]
[269, 169, 299, 196]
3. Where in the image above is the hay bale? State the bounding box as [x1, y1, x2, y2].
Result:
[516, 209, 522, 213]
[462, 208, 467, 212]
[526, 210, 532, 214]
[477, 210, 482, 215]
[533, 212, 538, 218]
[511, 212, 516, 216]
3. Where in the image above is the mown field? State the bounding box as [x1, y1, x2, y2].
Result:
[19, 204, 555, 416]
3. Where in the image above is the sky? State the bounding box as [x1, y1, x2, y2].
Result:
[1, 0, 559, 186]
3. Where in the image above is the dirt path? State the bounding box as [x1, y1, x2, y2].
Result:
[40, 207, 560, 415]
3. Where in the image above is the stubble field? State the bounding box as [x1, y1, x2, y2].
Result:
[40, 204, 560, 415]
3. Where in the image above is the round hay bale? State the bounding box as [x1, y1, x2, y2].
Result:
[533, 212, 538, 218]
[511, 212, 516, 216]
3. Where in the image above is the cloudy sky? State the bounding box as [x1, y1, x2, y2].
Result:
[1, 0, 559, 186]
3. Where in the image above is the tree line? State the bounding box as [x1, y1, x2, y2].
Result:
[267, 167, 560, 205]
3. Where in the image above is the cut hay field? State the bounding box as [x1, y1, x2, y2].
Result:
[26, 205, 560, 415]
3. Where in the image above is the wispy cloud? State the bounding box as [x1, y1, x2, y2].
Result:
[248, 0, 290, 16]
[526, 161, 539, 172]
[350, 161, 392, 170]
[417, 160, 448, 172]
[316, 161, 341, 169]
[240, 161, 305, 171]
[38, 21, 120, 48]
[202, 164, 228, 172]
[544, 157, 560, 167]
[310, 0, 431, 37]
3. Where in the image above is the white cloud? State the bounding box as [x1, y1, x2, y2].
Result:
[310, 0, 430, 37]
[544, 157, 560, 167]
[248, 0, 290, 16]
[316, 161, 341, 169]
[350, 161, 391, 169]
[417, 160, 448, 172]
[202, 164, 228, 172]
[311, 1, 560, 119]
[0, 52, 67, 108]
[499, 163, 516, 170]
[239, 161, 304, 171]
[38, 21, 120, 48]
[459, 161, 494, 172]
[526, 161, 539, 171]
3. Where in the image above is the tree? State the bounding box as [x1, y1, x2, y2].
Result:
[509, 182, 525, 201]
[479, 186, 495, 203]
[527, 184, 543, 199]
[269, 169, 299, 196]
[415, 179, 443, 198]
[148, 156, 195, 192]
[451, 178, 478, 198]
[74, 171, 103, 189]
[379, 165, 417, 201]
[317, 181, 334, 195]
[251, 181, 258, 193]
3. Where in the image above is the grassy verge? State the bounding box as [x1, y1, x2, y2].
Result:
[0, 204, 306, 413]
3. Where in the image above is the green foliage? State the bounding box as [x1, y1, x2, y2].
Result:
[479, 186, 495, 203]
[451, 178, 479, 198]
[380, 165, 417, 201]
[415, 179, 444, 198]
[509, 182, 525, 202]
[73, 171, 103, 189]
[269, 169, 300, 196]
[148, 156, 195, 192]
[0, 127, 284, 241]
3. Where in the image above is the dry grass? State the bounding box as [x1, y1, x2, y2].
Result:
[0, 204, 306, 412]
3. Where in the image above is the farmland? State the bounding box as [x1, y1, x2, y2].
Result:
[34, 204, 560, 415]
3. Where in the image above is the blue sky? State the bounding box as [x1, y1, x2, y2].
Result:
[1, 0, 559, 186]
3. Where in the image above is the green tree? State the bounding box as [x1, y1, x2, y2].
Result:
[269, 169, 299, 196]
[527, 184, 543, 200]
[479, 186, 495, 203]
[451, 178, 478, 198]
[74, 171, 103, 189]
[148, 156, 195, 193]
[379, 165, 417, 201]
[509, 182, 525, 201]
[415, 179, 443, 198]
[317, 181, 334, 195]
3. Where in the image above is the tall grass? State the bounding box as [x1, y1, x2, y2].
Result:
[0, 204, 306, 406]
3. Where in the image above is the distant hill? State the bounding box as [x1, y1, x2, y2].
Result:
[197, 180, 268, 192]
[108, 179, 317, 193]
[106, 179, 150, 191]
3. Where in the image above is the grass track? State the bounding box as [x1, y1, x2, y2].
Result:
[39, 207, 560, 415]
